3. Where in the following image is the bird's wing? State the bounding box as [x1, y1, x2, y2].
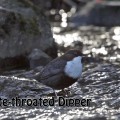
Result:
[35, 58, 67, 81]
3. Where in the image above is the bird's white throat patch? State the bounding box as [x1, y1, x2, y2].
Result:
[64, 56, 82, 79]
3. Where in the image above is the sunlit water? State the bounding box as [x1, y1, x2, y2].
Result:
[53, 26, 120, 63]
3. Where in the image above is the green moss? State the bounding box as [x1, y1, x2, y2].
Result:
[17, 0, 42, 35]
[18, 14, 41, 35]
[22, 86, 30, 90]
[0, 85, 5, 91]
[18, 14, 26, 32]
[1, 12, 17, 35]
[28, 18, 41, 35]
[1, 0, 42, 36]
[19, 0, 38, 12]
[19, 0, 33, 7]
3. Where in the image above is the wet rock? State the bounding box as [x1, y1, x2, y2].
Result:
[0, 0, 57, 71]
[0, 64, 119, 119]
[15, 66, 44, 79]
[0, 55, 29, 72]
[0, 75, 52, 98]
[76, 64, 120, 111]
[28, 49, 52, 69]
[79, 64, 120, 86]
[74, 116, 107, 120]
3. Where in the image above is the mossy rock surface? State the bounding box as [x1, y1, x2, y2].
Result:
[0, 0, 54, 58]
[0, 0, 56, 70]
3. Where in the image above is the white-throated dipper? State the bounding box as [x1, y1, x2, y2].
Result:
[35, 49, 83, 90]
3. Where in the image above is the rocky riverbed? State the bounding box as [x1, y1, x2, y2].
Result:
[0, 26, 120, 120]
[0, 0, 120, 120]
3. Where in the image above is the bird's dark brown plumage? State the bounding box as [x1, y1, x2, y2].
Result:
[35, 49, 83, 90]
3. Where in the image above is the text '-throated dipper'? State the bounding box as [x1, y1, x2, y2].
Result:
[35, 49, 83, 90]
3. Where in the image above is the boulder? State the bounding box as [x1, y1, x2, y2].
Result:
[28, 49, 52, 69]
[0, 75, 52, 98]
[0, 0, 57, 71]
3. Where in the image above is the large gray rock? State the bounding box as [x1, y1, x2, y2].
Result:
[0, 64, 119, 119]
[0, 0, 57, 71]
[0, 75, 52, 98]
[28, 49, 52, 69]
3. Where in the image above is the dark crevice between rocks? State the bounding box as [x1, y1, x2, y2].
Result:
[0, 55, 30, 73]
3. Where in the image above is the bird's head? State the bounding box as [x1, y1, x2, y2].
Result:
[62, 49, 84, 63]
